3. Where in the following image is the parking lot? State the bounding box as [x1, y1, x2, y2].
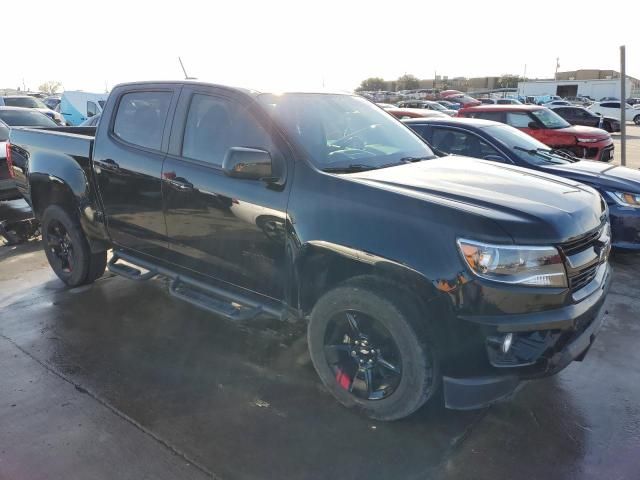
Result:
[1, 129, 639, 480]
[612, 125, 640, 168]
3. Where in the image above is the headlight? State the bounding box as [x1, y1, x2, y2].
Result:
[457, 239, 567, 287]
[606, 191, 640, 207]
[576, 137, 599, 143]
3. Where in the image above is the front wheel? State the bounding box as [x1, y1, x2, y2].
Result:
[634, 115, 640, 126]
[307, 277, 439, 421]
[41, 205, 106, 287]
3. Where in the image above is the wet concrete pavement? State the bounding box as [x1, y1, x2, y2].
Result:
[1, 200, 640, 479]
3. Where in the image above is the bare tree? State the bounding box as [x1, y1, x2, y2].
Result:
[38, 81, 63, 95]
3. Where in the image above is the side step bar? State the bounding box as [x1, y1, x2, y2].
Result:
[108, 250, 283, 322]
[169, 278, 262, 322]
[108, 253, 158, 281]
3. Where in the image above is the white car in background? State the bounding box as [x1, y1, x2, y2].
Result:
[0, 95, 66, 125]
[588, 101, 640, 125]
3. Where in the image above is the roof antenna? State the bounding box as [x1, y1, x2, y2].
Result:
[178, 57, 196, 80]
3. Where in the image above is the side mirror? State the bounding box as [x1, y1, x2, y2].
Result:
[527, 121, 540, 130]
[87, 111, 95, 118]
[222, 147, 273, 181]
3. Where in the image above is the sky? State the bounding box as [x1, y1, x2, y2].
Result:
[3, 0, 639, 93]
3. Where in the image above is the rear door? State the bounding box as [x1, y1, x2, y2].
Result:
[93, 84, 181, 259]
[429, 126, 511, 162]
[600, 102, 620, 119]
[161, 85, 291, 300]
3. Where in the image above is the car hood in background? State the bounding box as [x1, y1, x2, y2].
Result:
[544, 160, 640, 195]
[347, 157, 604, 244]
[559, 124, 609, 139]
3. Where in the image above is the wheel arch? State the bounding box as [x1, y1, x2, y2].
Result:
[295, 241, 442, 317]
[30, 173, 109, 253]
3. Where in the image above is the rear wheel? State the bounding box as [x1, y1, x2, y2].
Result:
[634, 115, 640, 126]
[308, 277, 439, 421]
[41, 205, 106, 287]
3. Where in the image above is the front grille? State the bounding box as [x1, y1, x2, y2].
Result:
[569, 264, 599, 292]
[560, 223, 610, 294]
[599, 145, 614, 161]
[562, 228, 601, 256]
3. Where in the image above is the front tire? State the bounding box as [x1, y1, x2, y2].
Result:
[307, 276, 439, 421]
[41, 205, 106, 287]
[634, 115, 640, 126]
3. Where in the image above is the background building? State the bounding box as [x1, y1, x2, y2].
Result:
[518, 69, 640, 100]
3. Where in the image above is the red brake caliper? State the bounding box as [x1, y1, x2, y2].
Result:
[335, 368, 352, 390]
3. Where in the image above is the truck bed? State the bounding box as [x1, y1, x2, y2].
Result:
[8, 126, 98, 204]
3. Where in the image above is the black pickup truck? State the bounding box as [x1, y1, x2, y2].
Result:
[7, 81, 612, 420]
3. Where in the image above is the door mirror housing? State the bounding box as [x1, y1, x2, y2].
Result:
[527, 121, 540, 130]
[222, 147, 273, 181]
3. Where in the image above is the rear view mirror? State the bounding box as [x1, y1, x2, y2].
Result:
[527, 121, 540, 130]
[222, 147, 273, 180]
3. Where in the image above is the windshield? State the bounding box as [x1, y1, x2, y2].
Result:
[427, 101, 446, 111]
[531, 109, 570, 129]
[258, 93, 435, 171]
[0, 109, 57, 127]
[484, 124, 570, 165]
[3, 96, 47, 109]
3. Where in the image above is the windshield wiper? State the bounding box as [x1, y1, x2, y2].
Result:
[549, 148, 579, 162]
[513, 146, 570, 164]
[323, 155, 436, 173]
[398, 155, 436, 162]
[322, 164, 377, 173]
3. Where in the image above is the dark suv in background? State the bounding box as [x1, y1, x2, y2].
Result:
[549, 105, 620, 133]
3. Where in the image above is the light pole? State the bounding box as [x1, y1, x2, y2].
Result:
[620, 46, 626, 167]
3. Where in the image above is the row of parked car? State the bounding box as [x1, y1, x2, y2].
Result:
[373, 97, 640, 250]
[1, 79, 636, 422]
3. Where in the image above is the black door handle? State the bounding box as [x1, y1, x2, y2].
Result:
[166, 178, 194, 192]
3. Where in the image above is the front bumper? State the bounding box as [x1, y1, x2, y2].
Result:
[610, 204, 640, 250]
[443, 262, 611, 410]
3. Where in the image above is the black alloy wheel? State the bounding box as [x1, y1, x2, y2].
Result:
[324, 310, 402, 401]
[41, 205, 107, 287]
[308, 277, 439, 420]
[46, 219, 75, 274]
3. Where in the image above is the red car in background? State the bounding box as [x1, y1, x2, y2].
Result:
[439, 90, 481, 108]
[457, 104, 614, 161]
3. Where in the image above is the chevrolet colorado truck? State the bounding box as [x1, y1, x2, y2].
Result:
[7, 81, 612, 420]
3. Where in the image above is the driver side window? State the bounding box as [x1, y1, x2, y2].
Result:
[182, 94, 278, 168]
[431, 128, 506, 161]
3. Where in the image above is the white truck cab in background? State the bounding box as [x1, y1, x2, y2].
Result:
[58, 91, 109, 126]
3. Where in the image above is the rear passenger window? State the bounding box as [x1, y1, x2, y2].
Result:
[113, 91, 172, 151]
[465, 111, 504, 122]
[506, 112, 533, 128]
[181, 94, 275, 167]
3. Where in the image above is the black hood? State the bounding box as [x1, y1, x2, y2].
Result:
[347, 157, 605, 245]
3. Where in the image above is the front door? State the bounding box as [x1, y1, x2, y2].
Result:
[93, 85, 180, 258]
[162, 87, 291, 301]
